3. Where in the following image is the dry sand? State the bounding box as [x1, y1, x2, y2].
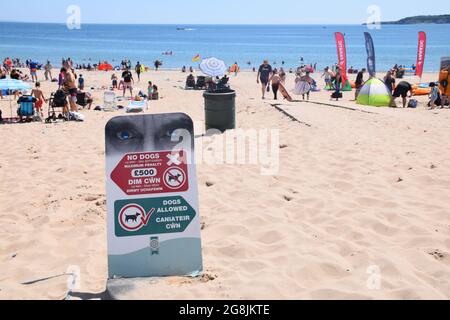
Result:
[0, 69, 449, 300]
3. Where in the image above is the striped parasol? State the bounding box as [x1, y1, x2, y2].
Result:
[199, 57, 227, 77]
[356, 78, 392, 107]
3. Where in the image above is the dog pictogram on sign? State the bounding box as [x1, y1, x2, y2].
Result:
[163, 167, 187, 190]
[118, 204, 155, 232]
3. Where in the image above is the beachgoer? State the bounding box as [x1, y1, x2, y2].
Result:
[391, 81, 413, 108]
[269, 70, 281, 100]
[62, 68, 78, 112]
[78, 74, 85, 90]
[384, 71, 396, 93]
[122, 68, 134, 97]
[58, 69, 65, 89]
[78, 89, 94, 110]
[257, 60, 273, 100]
[279, 68, 286, 84]
[354, 68, 366, 100]
[31, 82, 47, 118]
[29, 61, 38, 82]
[44, 61, 53, 81]
[152, 85, 159, 100]
[429, 82, 440, 110]
[148, 81, 154, 99]
[111, 74, 118, 89]
[135, 62, 142, 82]
[300, 71, 313, 101]
[322, 67, 333, 89]
[333, 67, 342, 101]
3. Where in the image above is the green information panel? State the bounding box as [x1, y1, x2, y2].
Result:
[114, 196, 196, 237]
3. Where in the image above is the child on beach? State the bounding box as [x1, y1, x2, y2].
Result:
[322, 67, 333, 89]
[78, 74, 85, 90]
[31, 82, 47, 118]
[111, 74, 118, 89]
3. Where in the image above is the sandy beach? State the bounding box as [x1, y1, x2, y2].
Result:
[0, 69, 449, 300]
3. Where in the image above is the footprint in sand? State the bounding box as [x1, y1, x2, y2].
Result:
[428, 250, 445, 260]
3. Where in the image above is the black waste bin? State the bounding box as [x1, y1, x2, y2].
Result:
[204, 90, 236, 132]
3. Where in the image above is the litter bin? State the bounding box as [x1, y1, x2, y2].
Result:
[203, 90, 236, 132]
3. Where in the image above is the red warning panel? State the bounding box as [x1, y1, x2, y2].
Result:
[111, 150, 189, 195]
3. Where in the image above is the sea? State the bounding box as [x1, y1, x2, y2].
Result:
[1, 22, 449, 71]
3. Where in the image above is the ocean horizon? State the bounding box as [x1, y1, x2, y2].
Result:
[1, 21, 449, 71]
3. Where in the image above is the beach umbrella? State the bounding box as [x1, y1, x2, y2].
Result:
[200, 57, 227, 77]
[0, 79, 32, 118]
[0, 79, 32, 91]
[98, 63, 113, 71]
[356, 78, 392, 107]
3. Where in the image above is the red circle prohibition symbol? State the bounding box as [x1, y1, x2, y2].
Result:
[163, 167, 187, 190]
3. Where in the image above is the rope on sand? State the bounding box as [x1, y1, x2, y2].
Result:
[302, 100, 378, 114]
[270, 104, 312, 127]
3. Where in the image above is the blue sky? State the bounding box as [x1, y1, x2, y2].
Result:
[1, 0, 449, 24]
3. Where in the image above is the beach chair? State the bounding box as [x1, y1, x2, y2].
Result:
[76, 92, 89, 109]
[185, 75, 196, 89]
[46, 90, 69, 123]
[103, 91, 117, 111]
[125, 99, 148, 113]
[17, 95, 39, 122]
[195, 76, 207, 90]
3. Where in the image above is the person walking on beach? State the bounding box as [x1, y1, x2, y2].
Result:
[354, 68, 366, 100]
[269, 70, 281, 100]
[257, 60, 273, 100]
[122, 68, 134, 97]
[135, 62, 142, 82]
[391, 81, 413, 108]
[31, 82, 47, 119]
[44, 61, 53, 81]
[29, 61, 38, 82]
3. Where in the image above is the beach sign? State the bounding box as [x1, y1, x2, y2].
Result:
[105, 113, 203, 279]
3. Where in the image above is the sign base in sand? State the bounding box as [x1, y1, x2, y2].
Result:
[105, 113, 202, 298]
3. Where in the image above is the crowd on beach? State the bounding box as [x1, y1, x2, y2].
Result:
[0, 56, 162, 122]
[1, 53, 449, 123]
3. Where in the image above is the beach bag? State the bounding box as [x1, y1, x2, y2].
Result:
[331, 92, 343, 99]
[408, 99, 418, 108]
[68, 111, 85, 122]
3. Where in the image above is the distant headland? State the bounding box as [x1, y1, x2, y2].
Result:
[364, 14, 450, 25]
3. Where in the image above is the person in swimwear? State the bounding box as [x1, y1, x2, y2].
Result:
[31, 82, 47, 118]
[62, 68, 78, 112]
